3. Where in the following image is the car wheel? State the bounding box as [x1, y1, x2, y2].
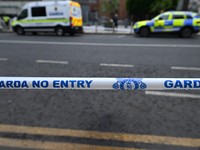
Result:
[180, 27, 192, 38]
[139, 27, 150, 37]
[56, 27, 64, 36]
[16, 26, 24, 35]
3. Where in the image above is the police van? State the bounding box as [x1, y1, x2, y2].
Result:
[12, 1, 83, 36]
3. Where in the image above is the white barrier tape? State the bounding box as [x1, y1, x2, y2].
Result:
[1, 77, 200, 90]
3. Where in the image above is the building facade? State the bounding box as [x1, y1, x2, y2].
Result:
[0, 0, 128, 23]
[177, 0, 200, 15]
[187, 0, 200, 14]
[89, 0, 128, 22]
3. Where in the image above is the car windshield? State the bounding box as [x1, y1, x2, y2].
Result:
[151, 14, 161, 21]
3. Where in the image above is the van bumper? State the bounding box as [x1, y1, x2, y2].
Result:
[64, 26, 83, 33]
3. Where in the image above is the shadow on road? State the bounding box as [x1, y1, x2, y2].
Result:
[133, 33, 199, 39]
[23, 33, 83, 37]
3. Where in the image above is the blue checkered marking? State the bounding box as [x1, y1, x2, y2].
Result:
[164, 20, 173, 26]
[146, 21, 154, 26]
[184, 19, 193, 26]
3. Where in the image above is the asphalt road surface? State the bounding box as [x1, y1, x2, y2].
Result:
[0, 33, 200, 150]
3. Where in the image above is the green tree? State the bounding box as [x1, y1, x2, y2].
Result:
[150, 0, 178, 13]
[126, 0, 178, 14]
[100, 0, 120, 17]
[126, 0, 153, 14]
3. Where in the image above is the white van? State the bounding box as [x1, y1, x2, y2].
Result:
[12, 1, 83, 36]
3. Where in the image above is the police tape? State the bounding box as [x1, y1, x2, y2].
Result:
[1, 77, 200, 90]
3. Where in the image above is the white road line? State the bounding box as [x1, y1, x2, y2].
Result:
[118, 35, 126, 38]
[0, 58, 8, 61]
[0, 40, 200, 48]
[36, 60, 68, 64]
[145, 91, 200, 99]
[171, 66, 200, 71]
[100, 63, 134, 67]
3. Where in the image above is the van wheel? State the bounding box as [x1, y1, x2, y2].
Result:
[180, 27, 192, 38]
[69, 32, 75, 36]
[139, 27, 150, 37]
[56, 27, 64, 36]
[16, 26, 24, 35]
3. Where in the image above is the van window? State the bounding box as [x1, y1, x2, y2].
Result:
[18, 9, 28, 20]
[32, 7, 46, 17]
[173, 15, 184, 19]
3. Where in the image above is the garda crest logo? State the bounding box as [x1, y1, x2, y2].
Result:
[113, 78, 147, 90]
[54, 7, 57, 11]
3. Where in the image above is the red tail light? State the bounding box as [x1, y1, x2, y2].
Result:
[70, 17, 73, 26]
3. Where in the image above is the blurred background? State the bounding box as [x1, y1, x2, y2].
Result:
[0, 0, 200, 150]
[0, 0, 200, 30]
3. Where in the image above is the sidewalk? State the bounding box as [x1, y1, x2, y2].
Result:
[0, 25, 134, 35]
[83, 25, 133, 35]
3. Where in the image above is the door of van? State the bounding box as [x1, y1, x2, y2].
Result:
[17, 8, 31, 28]
[70, 3, 82, 27]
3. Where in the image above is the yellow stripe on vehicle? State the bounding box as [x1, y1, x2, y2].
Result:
[12, 19, 70, 26]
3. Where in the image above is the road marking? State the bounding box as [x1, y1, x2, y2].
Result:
[100, 63, 134, 67]
[118, 35, 126, 38]
[0, 40, 200, 48]
[0, 58, 8, 61]
[171, 66, 200, 71]
[0, 124, 200, 147]
[145, 91, 200, 99]
[36, 60, 68, 64]
[0, 137, 148, 150]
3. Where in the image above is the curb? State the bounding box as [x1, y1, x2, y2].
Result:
[83, 32, 134, 35]
[0, 31, 13, 33]
[0, 30, 134, 35]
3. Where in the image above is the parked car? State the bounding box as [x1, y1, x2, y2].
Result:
[134, 11, 200, 38]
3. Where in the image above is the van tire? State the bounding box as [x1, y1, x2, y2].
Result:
[56, 26, 64, 36]
[16, 26, 24, 35]
[139, 27, 150, 37]
[180, 27, 192, 38]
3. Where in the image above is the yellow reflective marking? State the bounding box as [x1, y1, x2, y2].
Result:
[150, 26, 154, 32]
[0, 137, 149, 150]
[168, 14, 173, 20]
[193, 18, 200, 26]
[12, 19, 70, 26]
[173, 19, 184, 26]
[0, 124, 200, 147]
[163, 26, 173, 28]
[154, 20, 164, 27]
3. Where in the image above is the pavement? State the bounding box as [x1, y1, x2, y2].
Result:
[0, 33, 200, 150]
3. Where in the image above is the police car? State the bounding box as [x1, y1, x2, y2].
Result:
[134, 11, 200, 38]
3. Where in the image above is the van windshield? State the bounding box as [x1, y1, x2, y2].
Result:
[72, 6, 82, 18]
